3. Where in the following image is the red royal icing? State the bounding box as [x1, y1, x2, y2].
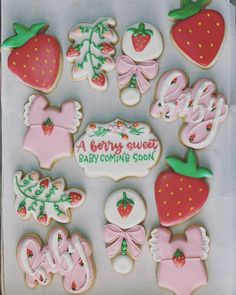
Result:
[8, 34, 61, 92]
[155, 171, 209, 226]
[171, 10, 225, 67]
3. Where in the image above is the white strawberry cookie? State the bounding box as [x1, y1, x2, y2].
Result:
[17, 226, 96, 294]
[66, 17, 118, 91]
[103, 189, 146, 274]
[122, 22, 163, 62]
[74, 118, 162, 181]
[2, 22, 62, 92]
[14, 171, 86, 225]
[117, 23, 163, 106]
[168, 0, 225, 68]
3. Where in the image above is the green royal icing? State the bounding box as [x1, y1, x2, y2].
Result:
[168, 0, 211, 20]
[116, 192, 135, 209]
[128, 23, 153, 36]
[166, 149, 213, 179]
[2, 23, 47, 48]
[121, 239, 127, 256]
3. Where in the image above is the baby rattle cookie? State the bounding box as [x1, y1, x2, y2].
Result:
[74, 118, 162, 181]
[117, 23, 163, 106]
[155, 149, 212, 226]
[169, 0, 225, 68]
[151, 69, 228, 149]
[17, 226, 96, 294]
[103, 189, 146, 274]
[2, 23, 62, 92]
[149, 226, 210, 295]
[23, 94, 83, 169]
[66, 17, 118, 91]
[14, 171, 85, 225]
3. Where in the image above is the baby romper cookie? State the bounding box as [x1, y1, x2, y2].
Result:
[14, 171, 85, 225]
[66, 17, 118, 91]
[155, 149, 212, 226]
[169, 0, 225, 68]
[17, 226, 96, 294]
[2, 23, 62, 92]
[74, 118, 161, 180]
[23, 94, 83, 169]
[151, 69, 228, 149]
[117, 23, 163, 106]
[103, 189, 146, 274]
[149, 226, 210, 295]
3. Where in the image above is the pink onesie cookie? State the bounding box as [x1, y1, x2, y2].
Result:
[17, 226, 96, 294]
[149, 226, 210, 295]
[23, 94, 82, 169]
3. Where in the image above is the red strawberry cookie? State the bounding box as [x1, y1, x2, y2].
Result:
[122, 22, 163, 62]
[2, 23, 62, 92]
[169, 0, 225, 68]
[155, 149, 213, 226]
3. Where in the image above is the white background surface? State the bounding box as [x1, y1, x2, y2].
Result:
[1, 0, 236, 294]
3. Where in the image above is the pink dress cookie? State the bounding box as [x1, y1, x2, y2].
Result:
[23, 94, 82, 169]
[149, 226, 210, 295]
[17, 226, 96, 294]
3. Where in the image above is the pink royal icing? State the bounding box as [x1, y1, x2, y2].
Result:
[103, 223, 145, 260]
[151, 69, 228, 149]
[116, 55, 158, 94]
[23, 94, 82, 169]
[17, 226, 95, 294]
[149, 226, 210, 295]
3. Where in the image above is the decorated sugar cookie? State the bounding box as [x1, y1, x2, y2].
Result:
[117, 23, 163, 106]
[23, 94, 83, 169]
[17, 226, 96, 294]
[14, 171, 85, 225]
[149, 226, 210, 295]
[66, 17, 118, 91]
[103, 189, 146, 274]
[2, 23, 62, 92]
[74, 119, 161, 181]
[151, 69, 228, 149]
[169, 0, 225, 68]
[155, 149, 212, 226]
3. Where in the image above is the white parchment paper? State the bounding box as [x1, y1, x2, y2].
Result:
[1, 0, 236, 294]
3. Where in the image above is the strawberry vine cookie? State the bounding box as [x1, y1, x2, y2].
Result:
[2, 23, 62, 92]
[149, 226, 210, 295]
[151, 69, 228, 149]
[14, 171, 85, 225]
[155, 149, 212, 226]
[74, 119, 161, 181]
[66, 17, 118, 91]
[117, 23, 163, 106]
[17, 226, 96, 294]
[103, 189, 146, 274]
[23, 94, 83, 169]
[169, 0, 225, 68]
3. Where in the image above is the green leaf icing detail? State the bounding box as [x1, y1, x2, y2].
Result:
[166, 149, 213, 178]
[128, 23, 153, 36]
[2, 23, 47, 48]
[174, 249, 184, 258]
[121, 239, 127, 256]
[168, 0, 211, 20]
[116, 192, 134, 209]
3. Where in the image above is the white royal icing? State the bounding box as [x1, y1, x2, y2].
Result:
[74, 118, 161, 181]
[112, 255, 134, 274]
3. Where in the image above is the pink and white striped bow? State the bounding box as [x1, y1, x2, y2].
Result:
[116, 55, 158, 94]
[103, 223, 145, 259]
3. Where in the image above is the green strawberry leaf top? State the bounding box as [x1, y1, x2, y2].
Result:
[168, 0, 211, 20]
[43, 118, 53, 126]
[174, 249, 184, 258]
[128, 23, 153, 37]
[166, 149, 213, 179]
[2, 22, 48, 49]
[116, 192, 134, 209]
